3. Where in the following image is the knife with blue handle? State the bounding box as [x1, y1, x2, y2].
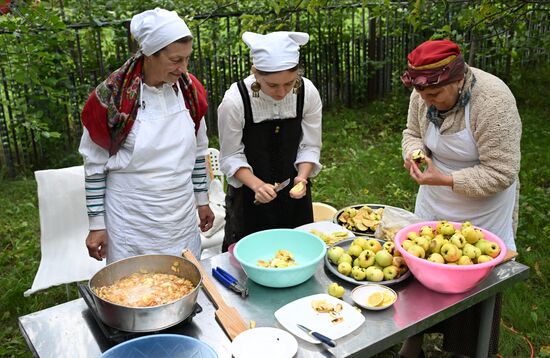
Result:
[296, 323, 336, 347]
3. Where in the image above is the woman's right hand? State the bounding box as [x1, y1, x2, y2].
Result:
[253, 182, 277, 204]
[86, 230, 107, 261]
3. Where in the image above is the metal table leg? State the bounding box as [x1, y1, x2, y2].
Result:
[476, 295, 496, 358]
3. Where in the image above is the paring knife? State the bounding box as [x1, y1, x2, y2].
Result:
[253, 178, 291, 205]
[296, 323, 336, 347]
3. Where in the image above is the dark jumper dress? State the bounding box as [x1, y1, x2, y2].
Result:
[222, 79, 313, 252]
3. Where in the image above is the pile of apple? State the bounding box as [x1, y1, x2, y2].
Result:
[400, 221, 501, 265]
[327, 237, 408, 282]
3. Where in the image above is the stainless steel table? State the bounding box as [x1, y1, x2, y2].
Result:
[19, 254, 529, 358]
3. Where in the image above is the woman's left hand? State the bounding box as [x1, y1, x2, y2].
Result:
[289, 177, 308, 199]
[197, 205, 215, 232]
[409, 156, 453, 187]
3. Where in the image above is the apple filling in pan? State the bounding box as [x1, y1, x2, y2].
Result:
[93, 273, 194, 307]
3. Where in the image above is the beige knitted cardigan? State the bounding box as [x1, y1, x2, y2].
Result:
[402, 66, 522, 233]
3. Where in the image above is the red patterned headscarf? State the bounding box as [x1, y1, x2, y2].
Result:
[81, 55, 208, 155]
[401, 40, 465, 90]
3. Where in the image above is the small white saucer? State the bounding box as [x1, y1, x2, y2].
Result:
[351, 284, 397, 310]
[231, 327, 298, 358]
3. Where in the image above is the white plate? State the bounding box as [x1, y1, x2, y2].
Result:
[295, 221, 354, 245]
[231, 327, 298, 358]
[274, 293, 365, 344]
[351, 284, 397, 310]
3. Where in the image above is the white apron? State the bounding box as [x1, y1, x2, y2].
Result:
[104, 82, 201, 263]
[415, 103, 517, 250]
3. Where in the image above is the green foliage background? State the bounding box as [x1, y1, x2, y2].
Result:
[1, 0, 549, 176]
[1, 1, 550, 356]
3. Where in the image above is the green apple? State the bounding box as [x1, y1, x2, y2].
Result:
[365, 239, 382, 253]
[328, 282, 345, 298]
[383, 265, 399, 280]
[427, 253, 445, 264]
[372, 263, 384, 271]
[327, 246, 345, 265]
[460, 221, 473, 231]
[419, 225, 434, 239]
[353, 257, 360, 267]
[435, 220, 448, 234]
[474, 228, 485, 241]
[352, 237, 369, 250]
[483, 241, 501, 258]
[461, 226, 480, 244]
[477, 255, 493, 263]
[337, 262, 352, 276]
[406, 231, 419, 240]
[439, 222, 456, 236]
[413, 236, 430, 251]
[358, 249, 376, 268]
[365, 266, 384, 282]
[407, 244, 426, 259]
[474, 239, 490, 253]
[449, 233, 467, 248]
[347, 244, 363, 257]
[402, 239, 415, 251]
[351, 266, 366, 280]
[429, 235, 445, 254]
[337, 253, 353, 265]
[473, 246, 482, 259]
[440, 243, 461, 262]
[457, 255, 473, 265]
[462, 243, 478, 259]
[375, 250, 393, 267]
[383, 241, 395, 254]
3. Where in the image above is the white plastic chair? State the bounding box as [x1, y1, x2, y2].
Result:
[312, 202, 338, 222]
[207, 147, 224, 188]
[200, 148, 226, 259]
[24, 166, 105, 297]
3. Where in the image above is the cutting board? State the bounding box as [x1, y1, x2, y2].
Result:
[182, 250, 248, 341]
[500, 249, 518, 265]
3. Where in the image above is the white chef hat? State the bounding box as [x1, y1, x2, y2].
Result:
[242, 31, 309, 72]
[130, 8, 192, 56]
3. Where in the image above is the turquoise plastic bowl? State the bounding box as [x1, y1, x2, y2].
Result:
[233, 229, 326, 288]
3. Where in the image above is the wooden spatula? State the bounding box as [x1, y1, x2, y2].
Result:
[183, 249, 248, 340]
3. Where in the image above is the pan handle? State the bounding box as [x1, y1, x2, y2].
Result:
[182, 249, 227, 309]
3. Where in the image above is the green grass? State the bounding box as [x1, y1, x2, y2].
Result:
[1, 66, 549, 357]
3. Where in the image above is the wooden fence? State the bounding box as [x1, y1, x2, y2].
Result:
[1, 4, 549, 176]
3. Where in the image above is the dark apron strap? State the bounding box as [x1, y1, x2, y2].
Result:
[237, 80, 253, 125]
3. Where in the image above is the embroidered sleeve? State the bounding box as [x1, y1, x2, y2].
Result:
[193, 117, 210, 206]
[85, 173, 106, 230]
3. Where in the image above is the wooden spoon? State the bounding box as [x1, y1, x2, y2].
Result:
[183, 249, 248, 340]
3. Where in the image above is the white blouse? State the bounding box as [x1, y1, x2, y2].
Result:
[217, 74, 323, 188]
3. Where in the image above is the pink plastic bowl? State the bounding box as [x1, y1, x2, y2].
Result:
[395, 221, 507, 294]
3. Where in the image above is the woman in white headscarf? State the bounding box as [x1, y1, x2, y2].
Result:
[79, 8, 214, 263]
[217, 31, 323, 251]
